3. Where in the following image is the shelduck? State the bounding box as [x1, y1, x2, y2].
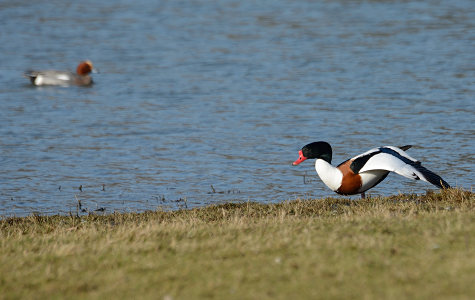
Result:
[24, 61, 97, 86]
[292, 141, 450, 198]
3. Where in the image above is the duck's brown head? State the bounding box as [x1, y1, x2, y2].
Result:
[76, 61, 95, 75]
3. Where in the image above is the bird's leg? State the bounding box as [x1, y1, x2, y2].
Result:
[361, 192, 366, 199]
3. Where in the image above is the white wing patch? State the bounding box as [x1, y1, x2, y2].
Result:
[56, 74, 70, 81]
[381, 146, 419, 163]
[357, 147, 428, 183]
[359, 152, 406, 172]
[352, 146, 418, 162]
[352, 147, 380, 160]
[32, 71, 73, 86]
[34, 76, 44, 86]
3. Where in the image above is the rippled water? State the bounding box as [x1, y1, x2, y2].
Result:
[0, 0, 473, 216]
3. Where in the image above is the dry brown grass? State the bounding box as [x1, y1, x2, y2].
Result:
[0, 188, 474, 299]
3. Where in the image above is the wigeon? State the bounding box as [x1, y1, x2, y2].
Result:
[24, 60, 96, 86]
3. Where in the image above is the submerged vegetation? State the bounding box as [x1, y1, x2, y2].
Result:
[1, 188, 474, 299]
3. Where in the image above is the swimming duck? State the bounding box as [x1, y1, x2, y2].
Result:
[24, 60, 96, 86]
[292, 141, 450, 198]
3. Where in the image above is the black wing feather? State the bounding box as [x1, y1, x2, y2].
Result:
[350, 152, 377, 174]
[412, 164, 451, 188]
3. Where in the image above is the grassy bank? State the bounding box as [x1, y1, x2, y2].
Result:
[1, 189, 474, 299]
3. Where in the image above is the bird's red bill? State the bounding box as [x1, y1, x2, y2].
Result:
[292, 150, 307, 165]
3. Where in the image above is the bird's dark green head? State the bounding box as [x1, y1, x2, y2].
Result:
[292, 141, 332, 165]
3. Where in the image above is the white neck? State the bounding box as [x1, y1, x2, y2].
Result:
[315, 159, 342, 192]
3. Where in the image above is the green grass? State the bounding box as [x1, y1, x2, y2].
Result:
[1, 188, 474, 299]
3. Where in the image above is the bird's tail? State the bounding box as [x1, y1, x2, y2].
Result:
[398, 145, 412, 151]
[23, 71, 37, 84]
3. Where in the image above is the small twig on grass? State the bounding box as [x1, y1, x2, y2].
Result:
[75, 195, 81, 217]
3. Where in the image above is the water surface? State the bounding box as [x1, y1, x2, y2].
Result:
[0, 0, 473, 216]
